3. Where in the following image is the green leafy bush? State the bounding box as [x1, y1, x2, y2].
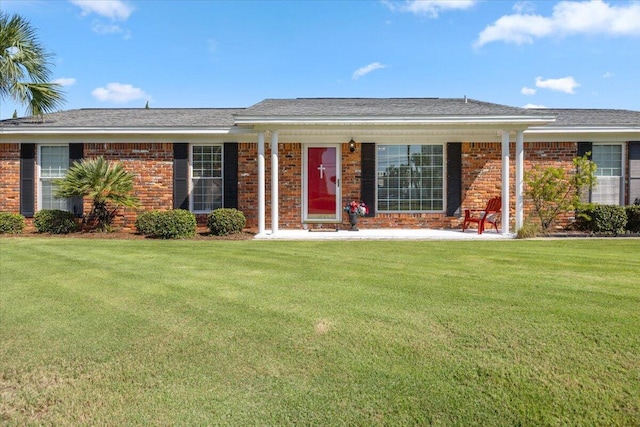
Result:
[0, 212, 26, 234]
[207, 208, 246, 236]
[577, 204, 626, 235]
[524, 154, 596, 232]
[135, 209, 196, 239]
[625, 205, 640, 233]
[134, 211, 161, 236]
[34, 210, 77, 234]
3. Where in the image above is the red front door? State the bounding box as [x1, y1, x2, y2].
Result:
[306, 146, 340, 221]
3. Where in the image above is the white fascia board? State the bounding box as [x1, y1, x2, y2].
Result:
[233, 115, 556, 126]
[525, 126, 640, 134]
[0, 127, 235, 135]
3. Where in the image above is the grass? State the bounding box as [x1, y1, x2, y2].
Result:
[1, 238, 638, 426]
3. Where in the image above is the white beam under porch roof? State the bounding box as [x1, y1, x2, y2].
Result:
[257, 132, 265, 235]
[271, 131, 279, 234]
[501, 130, 526, 235]
[502, 131, 511, 235]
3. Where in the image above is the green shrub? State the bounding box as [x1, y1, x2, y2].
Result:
[207, 208, 246, 236]
[626, 205, 640, 233]
[0, 212, 26, 234]
[575, 203, 596, 231]
[135, 209, 196, 239]
[135, 211, 161, 236]
[578, 204, 627, 235]
[34, 210, 77, 234]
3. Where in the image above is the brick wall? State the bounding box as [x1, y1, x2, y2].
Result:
[462, 141, 577, 229]
[0, 140, 580, 231]
[0, 144, 21, 213]
[85, 143, 173, 228]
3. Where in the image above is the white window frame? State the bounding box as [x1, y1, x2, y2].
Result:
[189, 144, 224, 213]
[376, 143, 445, 213]
[37, 144, 70, 212]
[591, 142, 625, 205]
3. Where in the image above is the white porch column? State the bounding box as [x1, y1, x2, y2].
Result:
[501, 131, 510, 235]
[271, 131, 279, 234]
[515, 130, 524, 232]
[258, 132, 266, 235]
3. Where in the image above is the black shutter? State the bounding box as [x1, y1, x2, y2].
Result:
[173, 143, 189, 210]
[577, 142, 592, 159]
[20, 144, 36, 217]
[361, 143, 376, 217]
[446, 142, 462, 216]
[223, 143, 238, 208]
[69, 143, 84, 217]
[629, 141, 640, 204]
[577, 142, 594, 202]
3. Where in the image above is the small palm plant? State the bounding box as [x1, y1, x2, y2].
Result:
[54, 156, 139, 231]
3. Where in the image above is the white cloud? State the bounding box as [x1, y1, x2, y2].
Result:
[91, 22, 131, 39]
[521, 86, 536, 95]
[602, 71, 614, 78]
[352, 62, 387, 80]
[513, 1, 536, 14]
[523, 103, 547, 109]
[92, 82, 149, 103]
[383, 0, 476, 18]
[70, 0, 133, 20]
[475, 0, 640, 47]
[535, 76, 580, 94]
[53, 77, 76, 86]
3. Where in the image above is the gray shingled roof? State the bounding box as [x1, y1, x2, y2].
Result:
[531, 108, 640, 127]
[237, 98, 545, 117]
[2, 100, 638, 129]
[0, 108, 244, 128]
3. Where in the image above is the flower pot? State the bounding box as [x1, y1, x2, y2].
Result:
[348, 212, 359, 231]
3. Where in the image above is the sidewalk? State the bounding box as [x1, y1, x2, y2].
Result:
[254, 229, 513, 240]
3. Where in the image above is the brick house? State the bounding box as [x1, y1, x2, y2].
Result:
[1, 98, 639, 234]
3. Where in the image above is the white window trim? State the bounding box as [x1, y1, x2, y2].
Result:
[592, 142, 626, 205]
[375, 142, 446, 214]
[37, 144, 70, 212]
[189, 143, 224, 214]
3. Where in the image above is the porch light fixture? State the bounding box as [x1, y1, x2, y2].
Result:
[348, 138, 356, 153]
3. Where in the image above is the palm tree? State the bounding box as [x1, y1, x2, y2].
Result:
[54, 157, 139, 231]
[0, 11, 65, 117]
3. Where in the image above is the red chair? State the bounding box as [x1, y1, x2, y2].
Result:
[462, 196, 501, 234]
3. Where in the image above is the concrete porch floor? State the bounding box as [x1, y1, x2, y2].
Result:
[254, 228, 513, 240]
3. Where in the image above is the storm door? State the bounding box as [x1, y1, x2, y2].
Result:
[303, 145, 341, 222]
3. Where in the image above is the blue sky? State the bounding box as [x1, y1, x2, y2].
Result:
[2, 0, 639, 119]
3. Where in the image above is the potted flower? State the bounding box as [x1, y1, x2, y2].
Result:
[344, 201, 368, 231]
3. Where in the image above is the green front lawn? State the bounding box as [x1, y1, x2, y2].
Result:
[1, 238, 638, 425]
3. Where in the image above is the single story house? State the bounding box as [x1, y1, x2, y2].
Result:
[1, 97, 639, 235]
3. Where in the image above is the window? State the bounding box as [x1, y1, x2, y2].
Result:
[191, 145, 223, 212]
[39, 145, 69, 211]
[377, 144, 444, 212]
[592, 144, 623, 205]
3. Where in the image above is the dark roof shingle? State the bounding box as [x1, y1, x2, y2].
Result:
[0, 108, 244, 128]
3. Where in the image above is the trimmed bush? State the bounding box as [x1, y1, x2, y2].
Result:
[135, 209, 196, 239]
[626, 205, 640, 233]
[578, 204, 627, 235]
[207, 208, 246, 236]
[34, 210, 77, 234]
[135, 211, 161, 236]
[0, 212, 26, 234]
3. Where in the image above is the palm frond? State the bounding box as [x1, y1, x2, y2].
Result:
[0, 11, 64, 115]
